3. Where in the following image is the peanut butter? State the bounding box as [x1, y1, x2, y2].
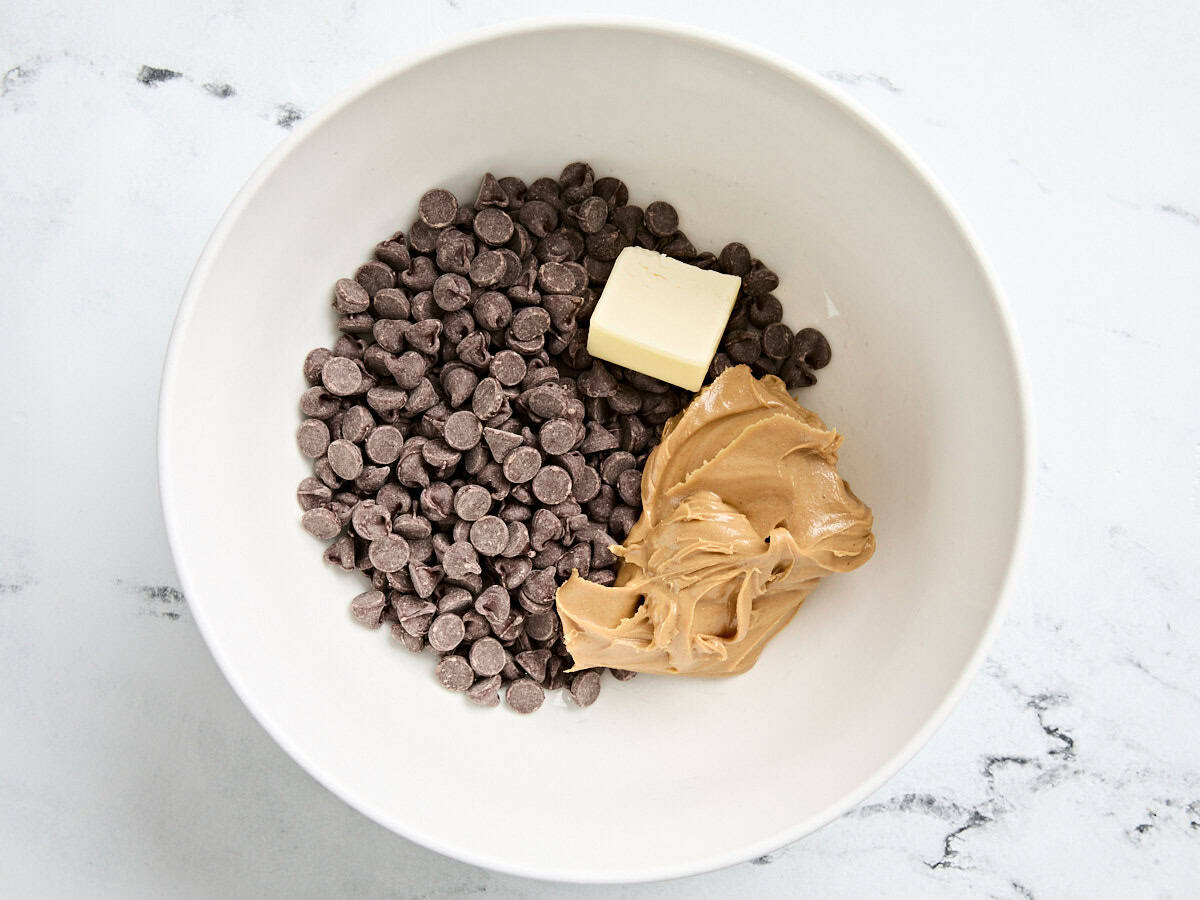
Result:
[556, 365, 875, 676]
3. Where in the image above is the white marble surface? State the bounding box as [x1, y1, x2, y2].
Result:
[2, 1, 1199, 895]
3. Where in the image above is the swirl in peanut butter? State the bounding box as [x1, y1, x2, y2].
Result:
[556, 365, 875, 676]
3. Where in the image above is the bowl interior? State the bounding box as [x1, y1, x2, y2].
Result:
[160, 22, 1026, 882]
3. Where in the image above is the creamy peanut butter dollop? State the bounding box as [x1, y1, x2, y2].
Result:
[556, 365, 875, 676]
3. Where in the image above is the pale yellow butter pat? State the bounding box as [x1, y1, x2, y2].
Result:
[586, 247, 741, 391]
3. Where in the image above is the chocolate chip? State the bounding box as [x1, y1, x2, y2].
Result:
[297, 418, 331, 458]
[518, 566, 556, 611]
[473, 290, 512, 331]
[609, 505, 638, 541]
[558, 162, 594, 204]
[419, 189, 458, 228]
[742, 261, 779, 296]
[321, 357, 363, 396]
[593, 176, 628, 207]
[644, 200, 679, 237]
[794, 327, 832, 370]
[489, 350, 526, 387]
[408, 560, 443, 598]
[572, 196, 608, 234]
[436, 655, 474, 692]
[475, 173, 508, 208]
[453, 484, 492, 521]
[437, 587, 473, 614]
[717, 241, 751, 276]
[578, 361, 618, 398]
[525, 611, 558, 642]
[501, 445, 541, 484]
[427, 612, 465, 652]
[747, 293, 784, 327]
[441, 542, 481, 581]
[472, 207, 514, 247]
[762, 322, 794, 360]
[578, 422, 619, 454]
[333, 278, 370, 314]
[531, 465, 573, 505]
[468, 637, 507, 677]
[368, 534, 410, 572]
[584, 225, 624, 262]
[470, 515, 509, 556]
[616, 468, 642, 507]
[350, 500, 391, 541]
[326, 439, 364, 480]
[376, 241, 412, 273]
[475, 584, 511, 625]
[472, 377, 505, 420]
[297, 477, 332, 511]
[356, 261, 395, 297]
[516, 649, 551, 682]
[301, 507, 341, 540]
[517, 200, 558, 238]
[568, 670, 602, 707]
[349, 590, 387, 628]
[505, 678, 544, 713]
[537, 418, 577, 455]
[440, 410, 480, 451]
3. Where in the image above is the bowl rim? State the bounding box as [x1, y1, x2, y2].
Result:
[158, 14, 1035, 885]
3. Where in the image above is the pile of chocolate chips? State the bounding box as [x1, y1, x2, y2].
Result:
[295, 163, 831, 713]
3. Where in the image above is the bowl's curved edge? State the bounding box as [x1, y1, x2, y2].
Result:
[158, 14, 1035, 885]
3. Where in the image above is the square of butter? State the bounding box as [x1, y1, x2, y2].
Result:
[587, 247, 741, 391]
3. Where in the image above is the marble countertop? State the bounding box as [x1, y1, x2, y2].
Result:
[3, 1, 1198, 896]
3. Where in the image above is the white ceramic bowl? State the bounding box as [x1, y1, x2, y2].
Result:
[159, 19, 1030, 883]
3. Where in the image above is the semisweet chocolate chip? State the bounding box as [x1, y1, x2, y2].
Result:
[473, 208, 514, 247]
[399, 255, 437, 292]
[442, 410, 482, 451]
[616, 468, 643, 507]
[475, 172, 508, 208]
[297, 477, 332, 511]
[303, 348, 333, 385]
[584, 224, 624, 262]
[349, 589, 388, 628]
[333, 278, 370, 314]
[568, 670, 602, 707]
[419, 189, 458, 228]
[427, 612, 466, 652]
[489, 350, 526, 387]
[609, 505, 638, 541]
[593, 176, 628, 207]
[326, 439, 364, 480]
[718, 241, 751, 276]
[368, 534, 410, 572]
[517, 200, 558, 238]
[297, 418, 331, 458]
[473, 290, 512, 331]
[537, 418, 577, 455]
[441, 542, 481, 581]
[468, 636, 506, 676]
[762, 322, 794, 360]
[531, 465, 573, 505]
[475, 584, 511, 625]
[742, 261, 779, 296]
[644, 200, 679, 237]
[356, 261, 395, 297]
[505, 678, 544, 713]
[436, 655, 474, 692]
[351, 500, 391, 541]
[516, 648, 551, 682]
[794, 327, 832, 370]
[301, 507, 341, 540]
[558, 162, 594, 204]
[571, 196, 608, 234]
[375, 241, 411, 273]
[321, 357, 363, 396]
[453, 483, 492, 521]
[502, 445, 541, 483]
[724, 328, 762, 365]
[747, 293, 784, 327]
[470, 515, 509, 556]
